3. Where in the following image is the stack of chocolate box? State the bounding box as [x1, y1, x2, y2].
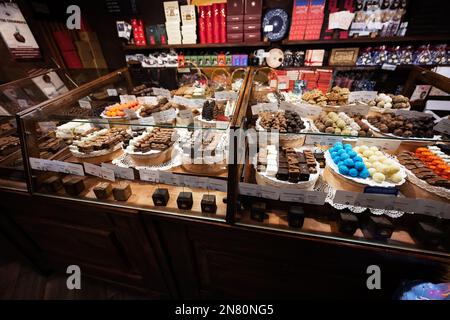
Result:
[288, 0, 325, 41]
[180, 5, 197, 44]
[164, 1, 182, 45]
[243, 0, 262, 43]
[288, 0, 309, 40]
[131, 19, 146, 46]
[227, 0, 244, 43]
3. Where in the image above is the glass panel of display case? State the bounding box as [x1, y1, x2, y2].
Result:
[20, 67, 249, 222]
[0, 69, 75, 191]
[234, 67, 450, 256]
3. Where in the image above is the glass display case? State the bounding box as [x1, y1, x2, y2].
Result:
[0, 69, 75, 191]
[234, 66, 450, 256]
[19, 66, 249, 222]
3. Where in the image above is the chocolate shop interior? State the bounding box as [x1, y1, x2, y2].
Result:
[0, 0, 449, 301]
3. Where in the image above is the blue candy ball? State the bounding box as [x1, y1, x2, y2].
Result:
[344, 158, 354, 168]
[331, 151, 338, 158]
[340, 153, 349, 161]
[338, 165, 349, 175]
[347, 150, 357, 158]
[344, 144, 353, 150]
[354, 161, 365, 171]
[359, 169, 370, 179]
[337, 161, 344, 167]
[337, 149, 346, 155]
[353, 156, 363, 163]
[349, 168, 358, 177]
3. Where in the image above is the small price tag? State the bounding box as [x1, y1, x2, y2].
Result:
[178, 109, 193, 120]
[259, 185, 279, 200]
[392, 198, 416, 213]
[102, 163, 135, 180]
[239, 183, 259, 197]
[171, 96, 197, 108]
[29, 157, 53, 171]
[357, 138, 401, 152]
[333, 190, 359, 206]
[107, 88, 118, 96]
[305, 134, 344, 147]
[138, 116, 155, 126]
[17, 99, 28, 109]
[280, 102, 322, 118]
[264, 24, 273, 32]
[137, 96, 158, 105]
[355, 193, 392, 209]
[52, 160, 84, 176]
[348, 91, 378, 103]
[184, 176, 208, 189]
[339, 104, 370, 116]
[159, 172, 181, 186]
[433, 118, 450, 135]
[119, 95, 137, 103]
[206, 178, 227, 192]
[215, 91, 239, 100]
[304, 191, 327, 205]
[84, 162, 102, 177]
[153, 108, 176, 123]
[152, 87, 171, 98]
[101, 167, 115, 181]
[139, 169, 159, 182]
[381, 63, 397, 71]
[415, 199, 446, 217]
[251, 103, 278, 115]
[280, 188, 305, 202]
[78, 99, 91, 109]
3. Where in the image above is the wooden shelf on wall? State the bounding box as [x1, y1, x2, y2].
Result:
[124, 42, 271, 51]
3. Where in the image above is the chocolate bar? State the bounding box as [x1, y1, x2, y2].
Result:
[152, 188, 170, 206]
[113, 183, 132, 201]
[177, 192, 193, 210]
[63, 177, 85, 196]
[201, 194, 217, 214]
[42, 176, 63, 193]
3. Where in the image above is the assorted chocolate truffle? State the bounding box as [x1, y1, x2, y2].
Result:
[367, 114, 435, 138]
[259, 111, 306, 133]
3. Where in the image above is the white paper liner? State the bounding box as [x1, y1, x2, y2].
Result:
[325, 150, 407, 187]
[405, 168, 450, 200]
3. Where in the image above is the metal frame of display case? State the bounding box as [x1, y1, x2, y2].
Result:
[232, 65, 450, 259]
[17, 66, 250, 224]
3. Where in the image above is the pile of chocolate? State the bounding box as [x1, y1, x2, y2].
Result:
[131, 128, 175, 153]
[75, 128, 132, 154]
[367, 114, 435, 138]
[0, 136, 20, 156]
[202, 100, 226, 121]
[38, 137, 65, 158]
[302, 87, 349, 106]
[139, 96, 171, 117]
[277, 148, 317, 183]
[397, 151, 450, 188]
[259, 111, 306, 133]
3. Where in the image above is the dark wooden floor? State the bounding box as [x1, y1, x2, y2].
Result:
[0, 258, 151, 300]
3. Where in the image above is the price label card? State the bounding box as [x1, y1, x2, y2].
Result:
[433, 118, 450, 135]
[52, 160, 84, 176]
[264, 24, 273, 32]
[38, 121, 57, 134]
[138, 116, 155, 126]
[178, 109, 193, 120]
[207, 178, 227, 192]
[348, 91, 378, 103]
[333, 190, 359, 206]
[153, 108, 177, 123]
[355, 193, 393, 209]
[101, 167, 115, 181]
[102, 164, 135, 180]
[239, 183, 259, 197]
[78, 99, 91, 109]
[259, 185, 279, 200]
[119, 95, 137, 103]
[280, 188, 305, 202]
[107, 88, 118, 96]
[304, 191, 327, 205]
[381, 63, 397, 71]
[251, 103, 278, 115]
[305, 134, 343, 147]
[357, 138, 401, 152]
[29, 157, 53, 171]
[280, 102, 322, 118]
[159, 171, 180, 186]
[184, 176, 208, 189]
[139, 169, 159, 182]
[415, 199, 446, 217]
[171, 96, 198, 108]
[84, 162, 102, 177]
[137, 96, 157, 105]
[392, 198, 416, 213]
[339, 104, 370, 116]
[152, 87, 171, 98]
[17, 99, 28, 109]
[215, 91, 239, 100]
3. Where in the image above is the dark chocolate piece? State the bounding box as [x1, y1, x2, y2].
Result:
[250, 202, 267, 222]
[413, 221, 445, 247]
[177, 192, 193, 210]
[113, 183, 132, 201]
[152, 188, 170, 206]
[42, 176, 63, 193]
[93, 182, 113, 199]
[276, 168, 289, 181]
[287, 206, 305, 228]
[337, 212, 358, 235]
[201, 194, 217, 214]
[63, 177, 85, 196]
